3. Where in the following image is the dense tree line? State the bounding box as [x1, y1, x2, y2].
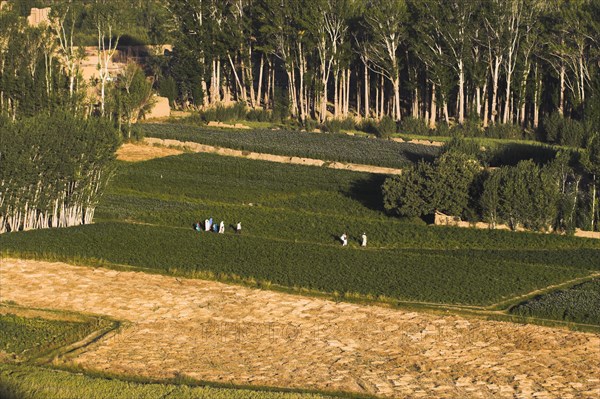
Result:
[158, 0, 599, 137]
[383, 138, 600, 232]
[0, 112, 120, 233]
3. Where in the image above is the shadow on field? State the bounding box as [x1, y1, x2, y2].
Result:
[488, 143, 558, 166]
[401, 144, 438, 164]
[344, 174, 387, 212]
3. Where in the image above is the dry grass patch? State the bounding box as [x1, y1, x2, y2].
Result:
[116, 143, 183, 162]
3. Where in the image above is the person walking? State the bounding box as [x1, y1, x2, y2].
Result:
[236, 222, 242, 234]
[219, 221, 225, 234]
[361, 233, 367, 247]
[204, 219, 210, 231]
[340, 233, 348, 246]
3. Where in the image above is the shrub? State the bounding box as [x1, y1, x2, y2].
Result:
[451, 119, 482, 138]
[246, 108, 272, 122]
[376, 116, 397, 138]
[399, 117, 430, 136]
[357, 118, 378, 135]
[322, 118, 343, 133]
[303, 118, 318, 132]
[542, 113, 586, 147]
[485, 123, 523, 140]
[441, 137, 484, 161]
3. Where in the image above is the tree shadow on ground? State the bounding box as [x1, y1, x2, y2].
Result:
[343, 174, 387, 213]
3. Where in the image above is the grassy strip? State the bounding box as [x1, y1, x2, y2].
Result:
[0, 363, 357, 399]
[140, 124, 440, 169]
[0, 222, 590, 307]
[509, 278, 600, 325]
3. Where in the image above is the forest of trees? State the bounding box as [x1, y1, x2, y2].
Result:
[155, 0, 599, 138]
[2, 0, 598, 139]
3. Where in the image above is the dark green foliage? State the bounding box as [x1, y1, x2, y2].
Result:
[382, 162, 434, 217]
[375, 116, 397, 138]
[398, 117, 430, 136]
[194, 103, 248, 123]
[484, 123, 524, 140]
[157, 76, 178, 107]
[322, 117, 356, 134]
[141, 123, 439, 168]
[542, 114, 587, 147]
[440, 137, 483, 161]
[451, 119, 482, 138]
[510, 279, 600, 325]
[246, 108, 273, 123]
[485, 161, 560, 231]
[382, 152, 480, 218]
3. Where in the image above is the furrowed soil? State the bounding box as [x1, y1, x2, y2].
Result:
[1, 258, 599, 399]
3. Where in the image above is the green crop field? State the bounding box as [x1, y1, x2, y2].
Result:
[2, 152, 599, 311]
[140, 124, 440, 168]
[509, 279, 600, 325]
[0, 312, 102, 361]
[0, 364, 340, 399]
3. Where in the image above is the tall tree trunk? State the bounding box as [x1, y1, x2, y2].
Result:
[491, 56, 501, 124]
[392, 76, 401, 121]
[429, 83, 437, 129]
[345, 68, 350, 116]
[257, 54, 264, 108]
[298, 44, 306, 121]
[379, 74, 385, 119]
[458, 59, 465, 124]
[334, 69, 340, 117]
[442, 96, 449, 124]
[533, 63, 541, 129]
[559, 63, 565, 115]
[503, 67, 513, 124]
[592, 174, 597, 232]
[364, 61, 369, 118]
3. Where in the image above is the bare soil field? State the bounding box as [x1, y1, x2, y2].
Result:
[1, 258, 599, 398]
[116, 142, 184, 162]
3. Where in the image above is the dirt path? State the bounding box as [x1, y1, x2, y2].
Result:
[116, 142, 184, 162]
[144, 138, 403, 175]
[1, 258, 599, 398]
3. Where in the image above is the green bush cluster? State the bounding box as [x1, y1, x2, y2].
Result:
[385, 140, 592, 233]
[510, 279, 600, 325]
[542, 113, 590, 147]
[141, 124, 439, 168]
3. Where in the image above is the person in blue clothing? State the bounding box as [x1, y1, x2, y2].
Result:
[212, 223, 218, 233]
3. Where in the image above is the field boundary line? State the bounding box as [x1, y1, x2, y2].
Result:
[143, 137, 403, 175]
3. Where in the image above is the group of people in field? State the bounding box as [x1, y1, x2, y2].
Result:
[194, 217, 242, 234]
[194, 217, 363, 246]
[340, 232, 367, 247]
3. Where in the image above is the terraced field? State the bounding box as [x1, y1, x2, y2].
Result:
[2, 151, 598, 311]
